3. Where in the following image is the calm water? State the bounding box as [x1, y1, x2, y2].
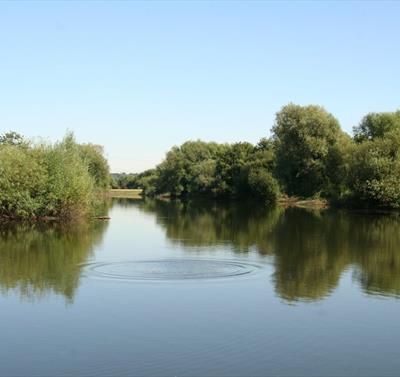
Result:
[1, 198, 400, 376]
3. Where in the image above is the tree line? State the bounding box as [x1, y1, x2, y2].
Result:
[0, 132, 110, 220]
[119, 104, 400, 209]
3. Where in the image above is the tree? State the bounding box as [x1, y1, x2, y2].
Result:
[79, 143, 110, 190]
[349, 118, 400, 208]
[239, 139, 280, 202]
[213, 142, 254, 196]
[155, 141, 223, 197]
[143, 138, 279, 203]
[272, 104, 345, 198]
[139, 169, 159, 197]
[354, 110, 400, 142]
[111, 173, 140, 189]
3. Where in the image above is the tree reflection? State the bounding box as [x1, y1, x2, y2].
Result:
[348, 213, 400, 297]
[138, 199, 400, 302]
[138, 199, 282, 253]
[0, 220, 108, 303]
[272, 209, 351, 301]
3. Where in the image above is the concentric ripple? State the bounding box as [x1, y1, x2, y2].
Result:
[83, 259, 261, 282]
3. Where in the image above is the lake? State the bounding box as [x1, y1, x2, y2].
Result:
[1, 198, 400, 376]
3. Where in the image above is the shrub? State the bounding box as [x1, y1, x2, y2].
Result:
[348, 132, 400, 208]
[0, 133, 109, 220]
[248, 167, 280, 204]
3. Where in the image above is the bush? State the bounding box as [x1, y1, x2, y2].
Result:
[248, 167, 280, 204]
[40, 135, 95, 219]
[0, 146, 47, 218]
[0, 133, 109, 220]
[346, 111, 400, 208]
[348, 132, 400, 208]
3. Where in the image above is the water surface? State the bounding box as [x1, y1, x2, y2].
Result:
[1, 198, 400, 376]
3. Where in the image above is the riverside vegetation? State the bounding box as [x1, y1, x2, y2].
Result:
[0, 132, 110, 220]
[2, 103, 400, 221]
[113, 104, 400, 209]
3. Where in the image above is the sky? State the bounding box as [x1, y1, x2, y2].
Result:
[0, 1, 399, 173]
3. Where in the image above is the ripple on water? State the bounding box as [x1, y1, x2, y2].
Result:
[83, 259, 261, 282]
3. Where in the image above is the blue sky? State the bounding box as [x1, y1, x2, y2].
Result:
[0, 1, 399, 172]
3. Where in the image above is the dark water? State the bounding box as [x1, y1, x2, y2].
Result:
[1, 198, 400, 376]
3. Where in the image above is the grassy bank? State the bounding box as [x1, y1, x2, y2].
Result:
[109, 189, 142, 199]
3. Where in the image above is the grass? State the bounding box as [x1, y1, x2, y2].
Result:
[109, 189, 143, 199]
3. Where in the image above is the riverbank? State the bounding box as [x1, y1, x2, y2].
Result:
[109, 189, 143, 199]
[112, 189, 328, 209]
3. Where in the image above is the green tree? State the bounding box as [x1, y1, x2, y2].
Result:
[0, 145, 47, 218]
[156, 141, 223, 197]
[354, 110, 400, 142]
[348, 130, 400, 208]
[141, 139, 279, 203]
[213, 142, 254, 196]
[79, 143, 110, 190]
[348, 110, 400, 208]
[138, 169, 159, 197]
[272, 104, 345, 198]
[111, 173, 140, 189]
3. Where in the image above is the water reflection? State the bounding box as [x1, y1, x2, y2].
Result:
[0, 220, 108, 302]
[1, 198, 399, 304]
[137, 199, 400, 301]
[138, 199, 283, 253]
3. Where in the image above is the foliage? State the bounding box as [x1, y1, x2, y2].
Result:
[348, 130, 400, 208]
[272, 104, 345, 198]
[156, 141, 222, 197]
[0, 132, 110, 219]
[0, 145, 48, 218]
[140, 140, 280, 203]
[3, 104, 400, 213]
[344, 111, 400, 208]
[79, 143, 110, 190]
[247, 168, 279, 204]
[139, 169, 159, 197]
[111, 173, 140, 189]
[133, 104, 400, 209]
[353, 111, 400, 142]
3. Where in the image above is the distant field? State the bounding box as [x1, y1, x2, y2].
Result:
[109, 189, 143, 198]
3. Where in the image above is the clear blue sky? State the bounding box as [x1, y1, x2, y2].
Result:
[1, 1, 399, 172]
